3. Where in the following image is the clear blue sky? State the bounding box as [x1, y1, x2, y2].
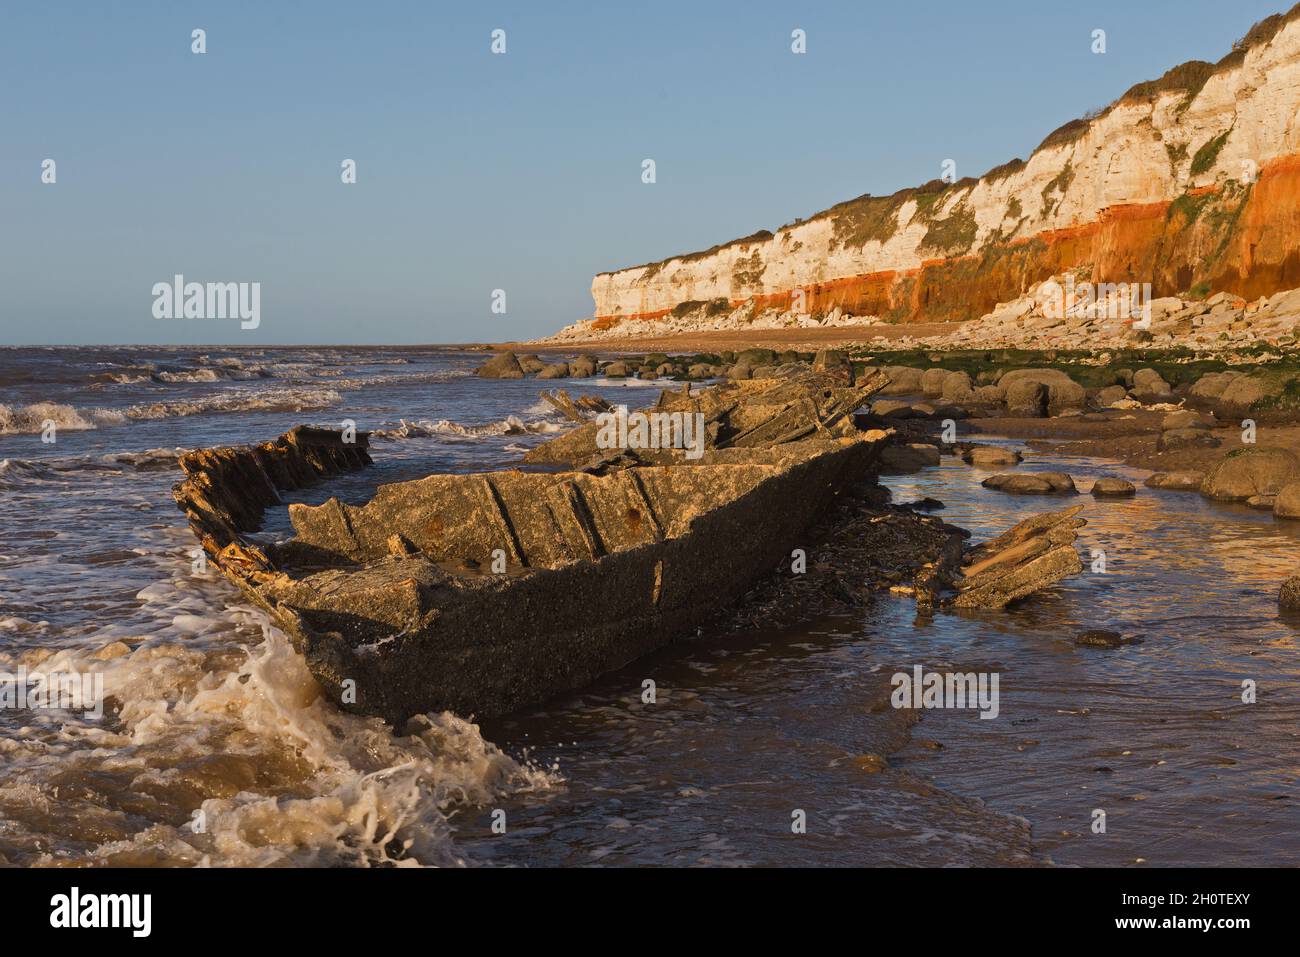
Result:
[0, 0, 1286, 345]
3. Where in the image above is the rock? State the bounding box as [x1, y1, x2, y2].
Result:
[872, 399, 922, 419]
[951, 505, 1086, 609]
[998, 369, 1086, 415]
[475, 351, 525, 379]
[1200, 447, 1300, 502]
[1218, 375, 1277, 412]
[879, 365, 924, 395]
[812, 349, 849, 373]
[973, 385, 1005, 405]
[1274, 482, 1300, 519]
[852, 753, 888, 774]
[655, 362, 678, 377]
[921, 368, 949, 397]
[1094, 385, 1129, 408]
[736, 348, 776, 366]
[1132, 368, 1173, 400]
[983, 472, 1077, 495]
[568, 355, 598, 377]
[686, 363, 715, 379]
[1161, 410, 1214, 431]
[750, 365, 779, 380]
[727, 363, 753, 380]
[603, 360, 630, 378]
[537, 363, 570, 379]
[1144, 470, 1206, 491]
[1281, 576, 1300, 609]
[879, 443, 942, 474]
[962, 446, 1023, 468]
[1004, 379, 1048, 417]
[1091, 478, 1136, 498]
[1156, 428, 1222, 452]
[1247, 494, 1278, 510]
[517, 354, 545, 374]
[940, 370, 975, 402]
[1074, 629, 1124, 648]
[1188, 371, 1242, 402]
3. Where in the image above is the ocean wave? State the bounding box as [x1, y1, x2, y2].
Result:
[0, 401, 127, 435]
[0, 448, 184, 487]
[0, 612, 557, 867]
[374, 414, 566, 440]
[0, 386, 343, 435]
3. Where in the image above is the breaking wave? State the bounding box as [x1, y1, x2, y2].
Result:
[374, 415, 566, 440]
[0, 388, 343, 434]
[0, 603, 556, 867]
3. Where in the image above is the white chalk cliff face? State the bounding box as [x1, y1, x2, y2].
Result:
[570, 8, 1300, 338]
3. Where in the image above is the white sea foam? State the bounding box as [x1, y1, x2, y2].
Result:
[0, 596, 556, 867]
[374, 415, 565, 440]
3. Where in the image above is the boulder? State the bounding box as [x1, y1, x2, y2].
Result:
[537, 363, 570, 379]
[1094, 385, 1129, 408]
[998, 369, 1086, 416]
[812, 349, 849, 373]
[1218, 376, 1276, 412]
[1188, 371, 1242, 403]
[568, 354, 598, 378]
[921, 368, 949, 397]
[1161, 410, 1214, 431]
[879, 443, 942, 474]
[962, 446, 1023, 468]
[1074, 630, 1124, 648]
[940, 370, 975, 402]
[1281, 576, 1300, 610]
[878, 365, 924, 396]
[1144, 471, 1206, 491]
[475, 352, 525, 379]
[1274, 482, 1300, 520]
[1132, 368, 1173, 400]
[727, 363, 753, 380]
[1156, 429, 1222, 452]
[1004, 380, 1048, 417]
[517, 354, 546, 374]
[982, 472, 1077, 495]
[603, 360, 630, 378]
[872, 399, 922, 419]
[1091, 478, 1136, 498]
[1200, 447, 1300, 502]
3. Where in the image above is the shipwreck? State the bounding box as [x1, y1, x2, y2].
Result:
[173, 373, 895, 724]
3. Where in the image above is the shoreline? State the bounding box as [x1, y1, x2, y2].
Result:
[495, 322, 967, 355]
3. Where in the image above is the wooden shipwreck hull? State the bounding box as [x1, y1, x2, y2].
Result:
[173, 375, 890, 724]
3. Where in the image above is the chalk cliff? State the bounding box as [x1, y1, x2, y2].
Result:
[567, 7, 1300, 339]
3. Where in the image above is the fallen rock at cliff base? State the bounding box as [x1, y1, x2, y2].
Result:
[1273, 482, 1300, 519]
[1091, 478, 1136, 498]
[949, 505, 1086, 609]
[982, 472, 1078, 495]
[1145, 470, 1206, 491]
[1200, 447, 1300, 502]
[475, 352, 525, 379]
[962, 445, 1023, 468]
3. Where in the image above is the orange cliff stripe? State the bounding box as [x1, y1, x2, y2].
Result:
[588, 154, 1300, 325]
